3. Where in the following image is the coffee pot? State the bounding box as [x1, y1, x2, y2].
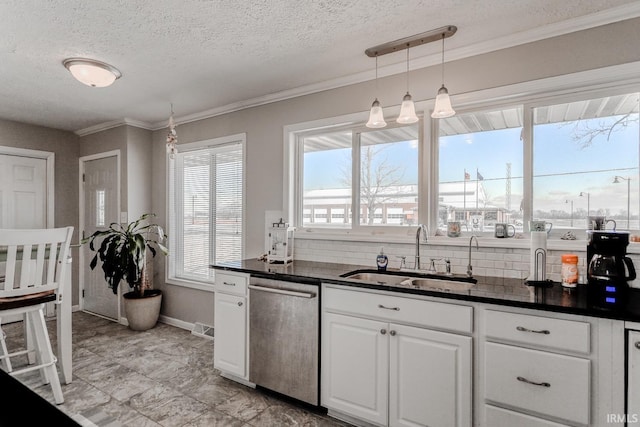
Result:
[588, 253, 636, 284]
[587, 231, 635, 309]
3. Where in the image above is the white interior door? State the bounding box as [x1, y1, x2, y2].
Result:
[0, 154, 46, 228]
[81, 154, 119, 320]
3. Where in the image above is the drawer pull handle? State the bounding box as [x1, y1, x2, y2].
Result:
[223, 281, 236, 286]
[516, 326, 550, 335]
[517, 376, 550, 388]
[381, 329, 387, 335]
[389, 330, 396, 336]
[378, 304, 400, 311]
[635, 341, 640, 350]
[237, 301, 243, 307]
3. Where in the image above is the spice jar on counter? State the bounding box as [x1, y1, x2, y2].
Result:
[561, 254, 579, 288]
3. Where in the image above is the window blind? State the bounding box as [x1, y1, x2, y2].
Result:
[169, 141, 243, 284]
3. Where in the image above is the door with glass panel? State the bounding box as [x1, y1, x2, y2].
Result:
[81, 154, 119, 320]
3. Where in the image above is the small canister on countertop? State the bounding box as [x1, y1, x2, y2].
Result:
[561, 254, 579, 288]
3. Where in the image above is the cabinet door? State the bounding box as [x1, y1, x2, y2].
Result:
[389, 324, 472, 427]
[213, 292, 247, 378]
[322, 312, 389, 426]
[629, 331, 640, 427]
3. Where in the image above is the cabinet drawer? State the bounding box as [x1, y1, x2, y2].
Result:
[485, 309, 590, 354]
[214, 271, 248, 296]
[323, 286, 472, 333]
[485, 342, 590, 426]
[486, 405, 571, 427]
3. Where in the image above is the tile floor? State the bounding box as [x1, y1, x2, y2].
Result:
[2, 311, 349, 426]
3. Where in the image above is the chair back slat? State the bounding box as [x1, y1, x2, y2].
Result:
[19, 243, 33, 289]
[3, 246, 18, 290]
[35, 243, 46, 286]
[0, 227, 74, 299]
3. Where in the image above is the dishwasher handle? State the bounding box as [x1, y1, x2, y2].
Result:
[249, 284, 316, 299]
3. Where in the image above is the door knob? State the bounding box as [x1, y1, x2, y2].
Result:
[380, 329, 387, 335]
[389, 330, 396, 336]
[237, 301, 243, 307]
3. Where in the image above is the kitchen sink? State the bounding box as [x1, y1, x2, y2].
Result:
[408, 278, 475, 292]
[340, 269, 476, 292]
[340, 272, 411, 285]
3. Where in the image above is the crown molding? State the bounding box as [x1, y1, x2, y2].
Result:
[75, 118, 153, 137]
[78, 3, 640, 135]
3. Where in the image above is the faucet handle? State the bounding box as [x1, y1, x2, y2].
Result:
[396, 256, 407, 269]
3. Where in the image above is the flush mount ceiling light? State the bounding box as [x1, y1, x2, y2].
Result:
[62, 58, 122, 88]
[365, 54, 387, 129]
[365, 25, 457, 124]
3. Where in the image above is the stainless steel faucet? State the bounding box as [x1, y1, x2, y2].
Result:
[467, 235, 479, 277]
[415, 224, 428, 270]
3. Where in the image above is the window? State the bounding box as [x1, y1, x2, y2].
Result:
[168, 134, 244, 286]
[297, 123, 419, 230]
[300, 129, 352, 227]
[437, 106, 524, 233]
[288, 71, 640, 240]
[358, 126, 419, 227]
[532, 94, 639, 230]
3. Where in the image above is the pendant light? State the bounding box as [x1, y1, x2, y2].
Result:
[431, 33, 456, 119]
[166, 103, 178, 159]
[366, 55, 387, 128]
[396, 45, 419, 124]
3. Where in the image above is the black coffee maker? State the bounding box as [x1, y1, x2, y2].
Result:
[587, 231, 636, 309]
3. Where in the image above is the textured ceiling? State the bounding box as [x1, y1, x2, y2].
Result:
[1, 0, 639, 134]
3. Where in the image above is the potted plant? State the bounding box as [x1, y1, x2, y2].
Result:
[82, 213, 168, 331]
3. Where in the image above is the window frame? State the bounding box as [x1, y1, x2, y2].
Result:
[285, 63, 640, 246]
[292, 118, 424, 236]
[166, 133, 246, 291]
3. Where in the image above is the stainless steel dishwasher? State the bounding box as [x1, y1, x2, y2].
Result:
[248, 277, 319, 406]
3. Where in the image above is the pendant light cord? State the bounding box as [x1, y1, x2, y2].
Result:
[405, 45, 410, 93]
[440, 34, 445, 86]
[375, 54, 379, 94]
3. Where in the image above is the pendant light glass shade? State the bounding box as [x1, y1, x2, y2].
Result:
[431, 34, 455, 119]
[397, 47, 419, 124]
[366, 55, 387, 128]
[431, 85, 455, 118]
[63, 58, 121, 87]
[366, 98, 387, 128]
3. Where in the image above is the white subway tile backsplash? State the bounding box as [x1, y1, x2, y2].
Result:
[293, 237, 595, 290]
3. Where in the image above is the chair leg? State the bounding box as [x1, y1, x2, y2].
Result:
[24, 313, 36, 365]
[0, 322, 12, 372]
[29, 310, 64, 405]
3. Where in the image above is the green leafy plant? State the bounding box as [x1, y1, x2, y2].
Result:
[82, 213, 168, 297]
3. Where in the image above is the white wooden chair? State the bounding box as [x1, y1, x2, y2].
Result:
[0, 226, 73, 404]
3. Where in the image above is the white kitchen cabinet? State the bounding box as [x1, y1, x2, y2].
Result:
[323, 312, 388, 426]
[389, 324, 471, 427]
[213, 271, 249, 380]
[482, 309, 594, 426]
[628, 330, 640, 427]
[322, 285, 472, 427]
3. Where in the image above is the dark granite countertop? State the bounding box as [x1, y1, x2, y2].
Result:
[212, 259, 640, 322]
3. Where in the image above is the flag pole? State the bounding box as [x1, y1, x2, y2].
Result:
[463, 169, 467, 222]
[476, 168, 479, 209]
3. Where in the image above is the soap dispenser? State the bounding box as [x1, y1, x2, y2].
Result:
[376, 247, 389, 271]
